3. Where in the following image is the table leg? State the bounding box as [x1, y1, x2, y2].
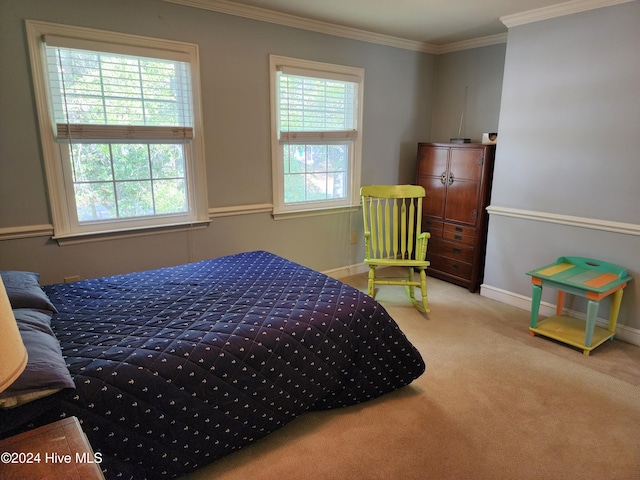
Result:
[556, 291, 565, 316]
[530, 284, 543, 329]
[583, 299, 600, 349]
[607, 288, 624, 334]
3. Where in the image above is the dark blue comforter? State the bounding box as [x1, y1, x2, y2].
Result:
[41, 251, 425, 479]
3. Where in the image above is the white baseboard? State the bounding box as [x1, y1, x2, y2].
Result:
[323, 262, 369, 279]
[480, 283, 640, 347]
[325, 267, 640, 348]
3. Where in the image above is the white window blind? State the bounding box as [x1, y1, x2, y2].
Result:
[277, 70, 358, 139]
[45, 44, 194, 139]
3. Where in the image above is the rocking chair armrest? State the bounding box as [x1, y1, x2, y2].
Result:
[415, 232, 430, 261]
[363, 230, 372, 258]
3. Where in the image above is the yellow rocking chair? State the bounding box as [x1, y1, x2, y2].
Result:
[360, 185, 431, 313]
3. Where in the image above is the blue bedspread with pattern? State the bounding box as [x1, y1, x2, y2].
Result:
[41, 251, 425, 479]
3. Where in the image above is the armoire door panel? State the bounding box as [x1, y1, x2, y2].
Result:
[417, 146, 449, 177]
[419, 176, 446, 218]
[444, 181, 480, 225]
[449, 148, 484, 182]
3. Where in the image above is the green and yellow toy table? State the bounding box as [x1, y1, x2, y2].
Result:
[526, 256, 632, 355]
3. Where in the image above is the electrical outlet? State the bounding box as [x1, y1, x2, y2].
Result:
[349, 231, 357, 244]
[64, 275, 80, 283]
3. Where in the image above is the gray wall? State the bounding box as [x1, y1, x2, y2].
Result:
[431, 43, 506, 143]
[484, 2, 640, 332]
[0, 0, 434, 283]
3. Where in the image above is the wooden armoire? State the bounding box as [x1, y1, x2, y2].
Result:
[415, 142, 496, 292]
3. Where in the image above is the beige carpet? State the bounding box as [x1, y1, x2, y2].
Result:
[183, 271, 640, 480]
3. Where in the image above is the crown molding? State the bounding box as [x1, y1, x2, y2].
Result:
[500, 0, 635, 28]
[434, 33, 508, 55]
[164, 0, 633, 53]
[163, 0, 439, 53]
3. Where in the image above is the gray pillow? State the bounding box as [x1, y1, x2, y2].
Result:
[0, 271, 57, 313]
[0, 309, 74, 408]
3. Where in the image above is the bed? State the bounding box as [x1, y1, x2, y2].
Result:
[1, 250, 425, 479]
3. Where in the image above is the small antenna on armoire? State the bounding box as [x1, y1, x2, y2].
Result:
[450, 86, 470, 144]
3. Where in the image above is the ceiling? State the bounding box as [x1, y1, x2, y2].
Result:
[206, 0, 577, 45]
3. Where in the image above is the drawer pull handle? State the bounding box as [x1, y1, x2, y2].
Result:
[452, 248, 462, 254]
[455, 235, 462, 240]
[455, 226, 463, 232]
[451, 264, 460, 269]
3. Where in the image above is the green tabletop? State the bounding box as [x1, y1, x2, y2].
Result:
[527, 256, 631, 294]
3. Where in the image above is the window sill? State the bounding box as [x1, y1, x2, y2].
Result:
[272, 205, 359, 221]
[53, 220, 210, 246]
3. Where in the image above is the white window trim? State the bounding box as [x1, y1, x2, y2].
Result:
[25, 20, 209, 240]
[269, 55, 364, 219]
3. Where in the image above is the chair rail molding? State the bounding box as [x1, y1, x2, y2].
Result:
[486, 205, 640, 237]
[0, 224, 54, 241]
[209, 203, 273, 218]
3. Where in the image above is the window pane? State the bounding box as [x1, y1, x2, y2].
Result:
[154, 179, 187, 214]
[283, 143, 348, 204]
[71, 144, 112, 182]
[328, 145, 348, 171]
[71, 142, 188, 222]
[116, 180, 154, 218]
[150, 145, 185, 178]
[284, 145, 306, 174]
[327, 171, 346, 198]
[112, 144, 151, 181]
[306, 173, 328, 201]
[284, 174, 306, 203]
[306, 145, 328, 173]
[75, 182, 117, 221]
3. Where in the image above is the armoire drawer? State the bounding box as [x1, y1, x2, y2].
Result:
[422, 218, 444, 237]
[443, 223, 476, 245]
[428, 254, 473, 280]
[428, 237, 475, 263]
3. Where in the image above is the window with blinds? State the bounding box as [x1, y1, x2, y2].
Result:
[270, 56, 364, 215]
[26, 21, 208, 239]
